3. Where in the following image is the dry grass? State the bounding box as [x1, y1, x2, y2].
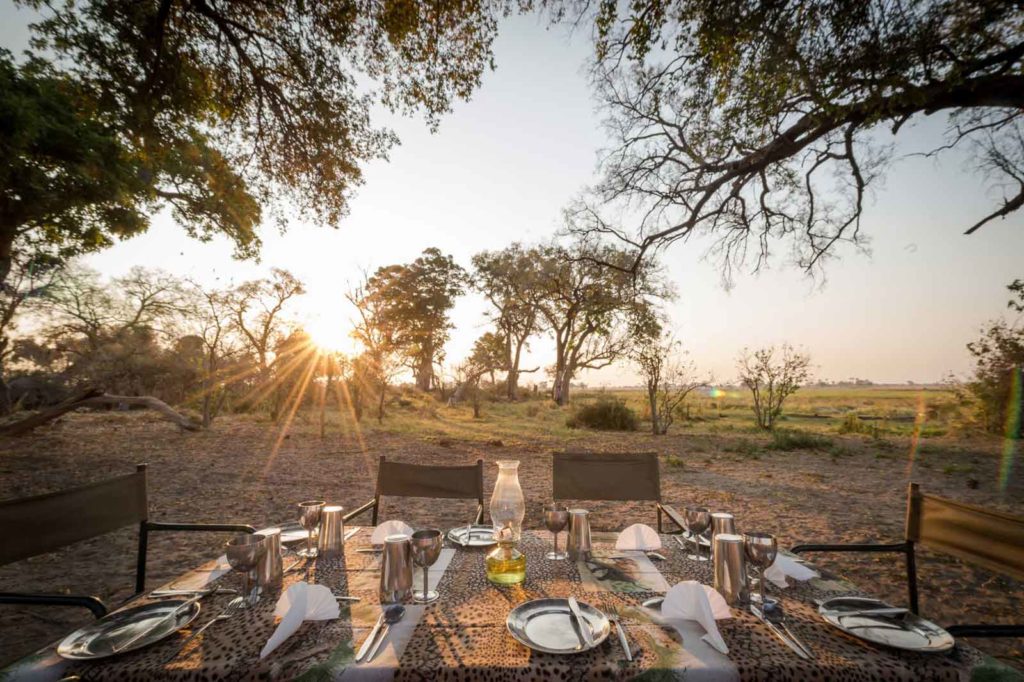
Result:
[0, 388, 1020, 668]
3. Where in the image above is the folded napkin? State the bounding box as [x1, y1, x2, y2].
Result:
[764, 553, 819, 588]
[660, 581, 731, 654]
[615, 523, 662, 551]
[370, 520, 414, 545]
[260, 583, 340, 659]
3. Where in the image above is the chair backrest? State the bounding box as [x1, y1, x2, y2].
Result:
[0, 464, 148, 567]
[905, 482, 1024, 582]
[552, 451, 661, 502]
[375, 456, 484, 502]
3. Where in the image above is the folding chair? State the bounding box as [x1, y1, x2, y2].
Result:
[792, 482, 1024, 637]
[344, 456, 485, 527]
[0, 463, 254, 618]
[552, 451, 685, 533]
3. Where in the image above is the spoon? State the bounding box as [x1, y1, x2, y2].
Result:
[641, 596, 664, 608]
[366, 605, 405, 662]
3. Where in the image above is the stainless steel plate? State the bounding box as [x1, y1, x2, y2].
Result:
[819, 597, 954, 653]
[447, 525, 497, 547]
[507, 598, 611, 654]
[57, 600, 201, 660]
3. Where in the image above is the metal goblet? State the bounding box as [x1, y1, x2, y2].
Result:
[226, 533, 268, 609]
[743, 532, 778, 606]
[683, 506, 711, 562]
[543, 504, 569, 561]
[410, 529, 443, 604]
[297, 500, 325, 558]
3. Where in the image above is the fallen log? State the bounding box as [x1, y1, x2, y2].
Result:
[0, 390, 201, 437]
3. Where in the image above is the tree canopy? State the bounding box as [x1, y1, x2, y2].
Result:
[564, 0, 1024, 277]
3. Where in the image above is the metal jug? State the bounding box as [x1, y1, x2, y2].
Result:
[379, 534, 414, 604]
[566, 509, 592, 561]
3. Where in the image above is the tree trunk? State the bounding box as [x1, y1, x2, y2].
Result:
[648, 386, 660, 436]
[0, 389, 201, 436]
[414, 353, 433, 392]
[377, 383, 386, 423]
[0, 369, 11, 416]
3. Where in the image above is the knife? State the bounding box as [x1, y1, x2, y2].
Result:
[355, 612, 386, 662]
[366, 623, 390, 661]
[567, 597, 594, 648]
[344, 527, 360, 542]
[825, 607, 909, 619]
[113, 588, 216, 653]
[755, 608, 810, 660]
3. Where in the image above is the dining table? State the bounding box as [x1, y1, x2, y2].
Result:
[1, 526, 1010, 681]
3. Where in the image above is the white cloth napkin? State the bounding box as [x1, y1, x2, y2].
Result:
[260, 583, 340, 659]
[370, 520, 414, 545]
[615, 523, 662, 551]
[661, 581, 731, 654]
[764, 554, 819, 588]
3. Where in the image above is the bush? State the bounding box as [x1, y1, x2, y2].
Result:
[566, 398, 638, 431]
[765, 429, 832, 451]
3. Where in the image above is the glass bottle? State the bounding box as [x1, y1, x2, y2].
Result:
[485, 460, 526, 585]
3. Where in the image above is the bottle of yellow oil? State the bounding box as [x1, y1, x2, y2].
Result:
[485, 539, 526, 585]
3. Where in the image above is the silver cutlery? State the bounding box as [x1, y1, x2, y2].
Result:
[334, 595, 361, 602]
[355, 612, 386, 662]
[165, 599, 242, 663]
[356, 548, 383, 554]
[673, 535, 687, 550]
[113, 587, 222, 653]
[754, 603, 812, 660]
[601, 597, 632, 661]
[366, 605, 405, 662]
[824, 607, 909, 619]
[149, 587, 237, 598]
[344, 527, 361, 542]
[642, 596, 664, 609]
[567, 597, 594, 648]
[646, 552, 667, 561]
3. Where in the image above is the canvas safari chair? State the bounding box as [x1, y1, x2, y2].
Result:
[344, 456, 485, 527]
[793, 482, 1024, 637]
[0, 463, 255, 618]
[552, 451, 686, 534]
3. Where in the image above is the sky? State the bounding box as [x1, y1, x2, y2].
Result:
[2, 5, 1022, 386]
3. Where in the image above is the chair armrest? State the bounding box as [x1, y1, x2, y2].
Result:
[791, 541, 912, 555]
[946, 624, 1024, 638]
[0, 592, 107, 618]
[343, 499, 376, 524]
[658, 503, 686, 533]
[145, 522, 256, 534]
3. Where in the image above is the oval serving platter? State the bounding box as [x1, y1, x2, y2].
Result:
[57, 599, 201, 660]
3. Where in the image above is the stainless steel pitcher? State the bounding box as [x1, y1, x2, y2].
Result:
[713, 532, 750, 607]
[379, 534, 414, 604]
[566, 509, 592, 561]
[317, 505, 346, 558]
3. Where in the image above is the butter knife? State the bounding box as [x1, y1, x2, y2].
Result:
[355, 612, 386, 662]
[755, 609, 810, 660]
[567, 597, 595, 648]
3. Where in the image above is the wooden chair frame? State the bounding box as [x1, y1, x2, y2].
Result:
[343, 456, 486, 527]
[792, 482, 1024, 638]
[551, 451, 686, 534]
[0, 463, 254, 618]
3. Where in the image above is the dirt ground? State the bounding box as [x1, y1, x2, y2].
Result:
[1, 411, 1021, 668]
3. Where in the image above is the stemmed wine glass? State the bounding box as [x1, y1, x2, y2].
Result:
[683, 506, 711, 562]
[543, 503, 569, 560]
[411, 529, 443, 604]
[743, 532, 778, 607]
[297, 500, 325, 558]
[225, 533, 267, 609]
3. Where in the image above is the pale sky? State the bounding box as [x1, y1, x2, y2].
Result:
[3, 6, 1022, 385]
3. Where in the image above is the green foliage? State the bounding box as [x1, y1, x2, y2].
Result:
[766, 430, 833, 451]
[737, 344, 812, 430]
[967, 282, 1024, 438]
[566, 397, 638, 431]
[665, 454, 684, 469]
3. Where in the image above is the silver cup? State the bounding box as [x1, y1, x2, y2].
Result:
[710, 512, 736, 562]
[379, 534, 414, 604]
[713, 532, 749, 607]
[317, 505, 346, 558]
[256, 527, 283, 589]
[566, 509, 592, 561]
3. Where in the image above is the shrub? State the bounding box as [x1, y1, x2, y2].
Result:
[765, 429, 832, 451]
[837, 412, 868, 434]
[566, 398, 638, 431]
[524, 404, 541, 418]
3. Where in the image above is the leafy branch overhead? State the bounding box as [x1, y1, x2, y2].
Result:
[562, 0, 1024, 277]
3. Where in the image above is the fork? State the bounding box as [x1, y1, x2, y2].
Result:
[164, 599, 242, 663]
[601, 596, 633, 662]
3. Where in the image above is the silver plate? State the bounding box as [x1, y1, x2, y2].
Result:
[507, 598, 611, 654]
[57, 600, 201, 660]
[819, 597, 954, 653]
[447, 525, 497, 547]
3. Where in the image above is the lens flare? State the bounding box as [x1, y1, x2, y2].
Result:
[999, 366, 1022, 492]
[905, 392, 926, 479]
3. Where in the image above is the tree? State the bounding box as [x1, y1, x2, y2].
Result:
[3, 0, 510, 288]
[967, 280, 1024, 437]
[0, 235, 64, 413]
[472, 244, 543, 399]
[530, 240, 667, 405]
[469, 331, 508, 388]
[562, 0, 1024, 278]
[347, 276, 404, 423]
[737, 345, 812, 430]
[178, 282, 242, 427]
[631, 317, 708, 435]
[361, 248, 465, 391]
[226, 269, 305, 417]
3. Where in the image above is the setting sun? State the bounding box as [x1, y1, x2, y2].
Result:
[301, 305, 354, 355]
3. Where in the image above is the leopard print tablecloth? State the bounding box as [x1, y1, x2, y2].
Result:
[2, 530, 1009, 681]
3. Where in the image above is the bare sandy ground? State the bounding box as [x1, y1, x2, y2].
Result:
[1, 411, 1021, 667]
